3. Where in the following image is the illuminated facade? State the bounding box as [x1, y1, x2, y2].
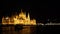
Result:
[2, 10, 36, 25]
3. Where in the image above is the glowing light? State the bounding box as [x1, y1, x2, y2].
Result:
[5, 17, 9, 19]
[2, 9, 36, 25]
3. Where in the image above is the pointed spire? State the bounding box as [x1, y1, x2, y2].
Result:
[20, 9, 26, 15]
[28, 12, 30, 19]
[20, 9, 24, 15]
[21, 9, 22, 12]
[20, 9, 24, 14]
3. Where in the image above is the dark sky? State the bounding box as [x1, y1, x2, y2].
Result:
[0, 0, 59, 23]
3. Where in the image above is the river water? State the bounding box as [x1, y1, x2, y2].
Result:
[1, 24, 60, 34]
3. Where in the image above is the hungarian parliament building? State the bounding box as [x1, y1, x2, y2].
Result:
[2, 10, 36, 25]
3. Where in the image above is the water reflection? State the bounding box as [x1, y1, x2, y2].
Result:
[2, 25, 60, 34]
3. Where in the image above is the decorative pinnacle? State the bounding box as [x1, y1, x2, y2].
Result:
[21, 9, 23, 12]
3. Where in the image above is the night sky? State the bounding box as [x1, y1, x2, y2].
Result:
[0, 0, 60, 23]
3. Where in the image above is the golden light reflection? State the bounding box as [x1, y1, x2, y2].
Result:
[2, 9, 36, 25]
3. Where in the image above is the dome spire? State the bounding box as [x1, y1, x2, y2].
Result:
[21, 9, 23, 12]
[20, 9, 24, 15]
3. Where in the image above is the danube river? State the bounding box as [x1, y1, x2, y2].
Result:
[1, 24, 60, 34]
